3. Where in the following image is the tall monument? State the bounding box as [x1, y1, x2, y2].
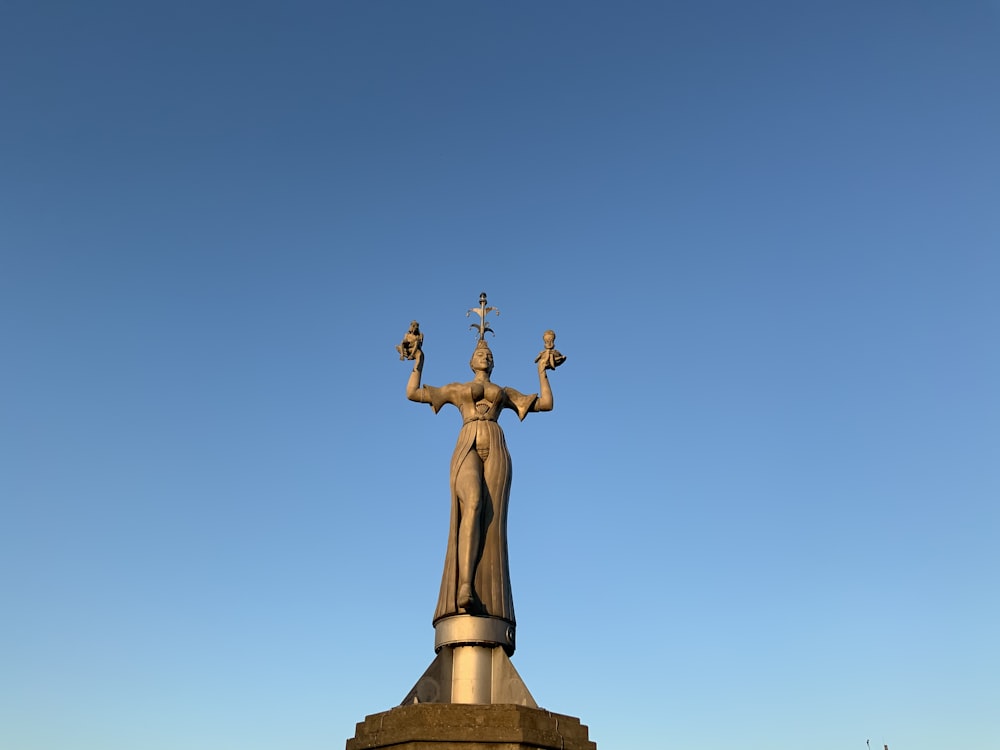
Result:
[346, 293, 594, 750]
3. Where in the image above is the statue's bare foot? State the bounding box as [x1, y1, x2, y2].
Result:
[458, 585, 486, 615]
[458, 584, 474, 610]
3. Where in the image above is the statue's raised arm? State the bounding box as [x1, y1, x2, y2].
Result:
[405, 344, 425, 402]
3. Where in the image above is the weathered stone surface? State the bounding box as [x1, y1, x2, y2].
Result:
[346, 703, 596, 750]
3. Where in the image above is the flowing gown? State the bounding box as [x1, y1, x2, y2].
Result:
[417, 381, 537, 627]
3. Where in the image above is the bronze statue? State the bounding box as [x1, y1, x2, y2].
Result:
[402, 294, 560, 630]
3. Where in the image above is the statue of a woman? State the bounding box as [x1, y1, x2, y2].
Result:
[405, 339, 554, 629]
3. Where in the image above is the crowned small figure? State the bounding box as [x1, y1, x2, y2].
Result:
[534, 329, 566, 371]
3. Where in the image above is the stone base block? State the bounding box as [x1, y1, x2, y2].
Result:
[346, 703, 596, 750]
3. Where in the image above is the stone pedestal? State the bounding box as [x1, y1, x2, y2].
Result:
[345, 703, 596, 750]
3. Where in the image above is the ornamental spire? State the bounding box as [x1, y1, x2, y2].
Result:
[467, 292, 499, 342]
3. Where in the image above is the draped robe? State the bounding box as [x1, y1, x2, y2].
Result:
[418, 381, 537, 627]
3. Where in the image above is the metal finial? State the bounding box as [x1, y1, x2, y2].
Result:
[467, 292, 499, 341]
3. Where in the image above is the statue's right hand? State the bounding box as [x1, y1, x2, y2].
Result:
[413, 348, 424, 368]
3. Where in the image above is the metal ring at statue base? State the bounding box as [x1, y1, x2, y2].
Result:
[433, 615, 515, 653]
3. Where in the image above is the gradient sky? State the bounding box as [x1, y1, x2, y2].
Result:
[2, 3, 998, 749]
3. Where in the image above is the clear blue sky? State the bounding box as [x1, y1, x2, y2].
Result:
[2, 2, 998, 749]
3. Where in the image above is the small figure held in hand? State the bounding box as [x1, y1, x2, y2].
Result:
[534, 329, 566, 371]
[396, 320, 424, 361]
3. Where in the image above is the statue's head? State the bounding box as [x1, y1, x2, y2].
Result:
[470, 340, 494, 375]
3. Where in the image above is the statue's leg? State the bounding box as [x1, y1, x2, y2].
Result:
[455, 450, 485, 610]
